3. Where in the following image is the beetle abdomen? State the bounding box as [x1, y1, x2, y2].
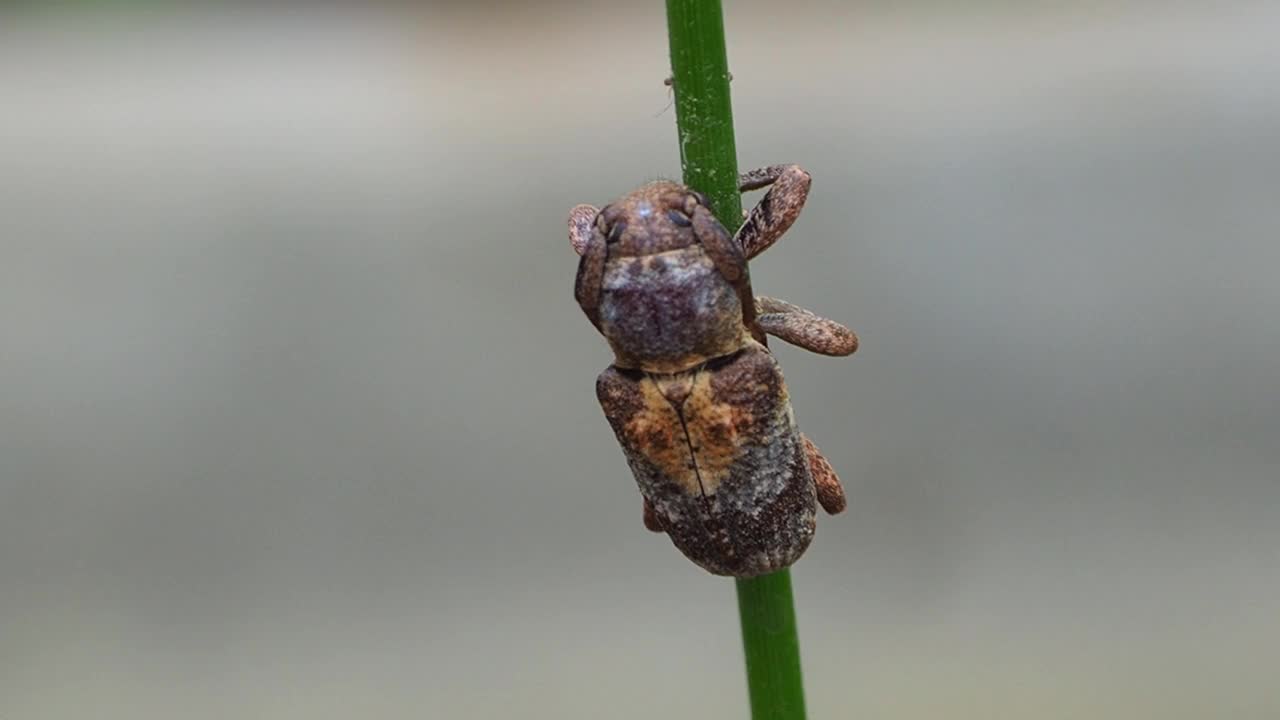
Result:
[599, 247, 746, 373]
[596, 342, 817, 577]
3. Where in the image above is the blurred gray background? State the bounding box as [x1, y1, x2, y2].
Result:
[2, 3, 1278, 718]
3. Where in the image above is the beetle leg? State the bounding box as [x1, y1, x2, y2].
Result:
[735, 164, 812, 260]
[738, 164, 798, 191]
[643, 498, 665, 532]
[568, 204, 599, 256]
[691, 204, 765, 343]
[802, 434, 847, 515]
[755, 296, 858, 356]
[574, 219, 607, 330]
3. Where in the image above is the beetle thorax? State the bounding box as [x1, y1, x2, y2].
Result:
[600, 244, 747, 373]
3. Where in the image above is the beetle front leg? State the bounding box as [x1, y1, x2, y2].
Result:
[691, 204, 764, 342]
[802, 434, 847, 515]
[735, 164, 812, 259]
[755, 296, 858, 356]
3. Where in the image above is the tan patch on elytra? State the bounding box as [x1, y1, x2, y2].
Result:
[623, 378, 700, 495]
[682, 371, 750, 492]
[621, 369, 757, 498]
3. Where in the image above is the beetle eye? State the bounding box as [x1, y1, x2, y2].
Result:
[666, 208, 692, 227]
[607, 221, 626, 244]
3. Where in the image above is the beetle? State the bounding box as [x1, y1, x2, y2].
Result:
[569, 164, 858, 577]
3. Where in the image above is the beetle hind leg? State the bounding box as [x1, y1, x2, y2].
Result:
[802, 434, 847, 515]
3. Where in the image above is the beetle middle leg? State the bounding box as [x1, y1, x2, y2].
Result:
[802, 434, 847, 515]
[736, 164, 812, 259]
[755, 296, 858, 356]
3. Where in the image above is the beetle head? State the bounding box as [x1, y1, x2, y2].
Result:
[593, 181, 714, 258]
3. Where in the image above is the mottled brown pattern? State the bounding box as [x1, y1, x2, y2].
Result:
[573, 221, 608, 330]
[599, 248, 746, 374]
[802, 433, 847, 515]
[626, 376, 702, 495]
[691, 204, 760, 341]
[756, 296, 859, 356]
[567, 204, 598, 256]
[738, 164, 794, 192]
[573, 182, 754, 374]
[571, 166, 857, 577]
[597, 344, 816, 577]
[736, 164, 811, 260]
[596, 181, 698, 258]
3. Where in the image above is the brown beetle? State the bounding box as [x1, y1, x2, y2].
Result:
[570, 165, 857, 577]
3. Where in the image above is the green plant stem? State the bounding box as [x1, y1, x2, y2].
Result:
[736, 571, 807, 720]
[665, 0, 743, 228]
[665, 2, 808, 719]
